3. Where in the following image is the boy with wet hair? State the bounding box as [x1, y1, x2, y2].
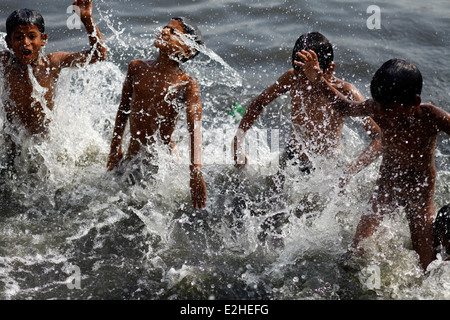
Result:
[171, 16, 204, 62]
[1, 0, 107, 137]
[107, 17, 207, 210]
[6, 9, 45, 37]
[296, 51, 450, 270]
[232, 32, 381, 189]
[292, 32, 334, 73]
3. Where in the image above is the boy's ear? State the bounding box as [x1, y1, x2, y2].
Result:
[41, 33, 48, 46]
[413, 94, 421, 106]
[5, 35, 11, 49]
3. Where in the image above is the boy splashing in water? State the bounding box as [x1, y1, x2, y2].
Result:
[1, 0, 107, 138]
[233, 32, 381, 189]
[296, 50, 450, 270]
[107, 17, 207, 210]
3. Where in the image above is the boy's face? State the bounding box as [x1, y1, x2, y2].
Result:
[154, 19, 195, 61]
[6, 24, 47, 66]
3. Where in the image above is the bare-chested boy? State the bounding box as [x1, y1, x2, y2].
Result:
[1, 0, 107, 137]
[232, 32, 381, 189]
[296, 50, 450, 270]
[107, 17, 207, 210]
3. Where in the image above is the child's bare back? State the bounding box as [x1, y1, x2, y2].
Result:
[372, 103, 443, 171]
[356, 101, 450, 270]
[296, 51, 450, 269]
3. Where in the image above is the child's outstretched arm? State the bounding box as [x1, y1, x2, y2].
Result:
[341, 93, 382, 188]
[53, 0, 108, 68]
[233, 71, 291, 168]
[186, 77, 207, 210]
[76, 0, 108, 62]
[340, 125, 382, 188]
[107, 61, 134, 171]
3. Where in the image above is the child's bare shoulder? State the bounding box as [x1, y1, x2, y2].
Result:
[418, 103, 449, 119]
[129, 59, 148, 67]
[277, 68, 298, 85]
[47, 52, 72, 67]
[126, 59, 153, 73]
[419, 103, 440, 112]
[286, 68, 299, 78]
[413, 103, 450, 134]
[181, 72, 200, 91]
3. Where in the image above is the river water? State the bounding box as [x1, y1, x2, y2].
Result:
[0, 0, 449, 300]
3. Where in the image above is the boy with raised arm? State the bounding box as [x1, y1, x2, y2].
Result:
[233, 32, 381, 188]
[107, 17, 207, 210]
[296, 50, 450, 270]
[1, 0, 107, 137]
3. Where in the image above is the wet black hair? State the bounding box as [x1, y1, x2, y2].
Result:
[292, 32, 334, 72]
[172, 16, 204, 62]
[434, 204, 450, 250]
[6, 9, 45, 38]
[370, 58, 423, 107]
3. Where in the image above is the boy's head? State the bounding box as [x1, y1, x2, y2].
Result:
[5, 9, 47, 66]
[292, 32, 334, 72]
[171, 17, 204, 62]
[434, 204, 450, 254]
[6, 9, 45, 38]
[370, 59, 422, 107]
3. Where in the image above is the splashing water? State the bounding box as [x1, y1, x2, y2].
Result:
[0, 8, 449, 301]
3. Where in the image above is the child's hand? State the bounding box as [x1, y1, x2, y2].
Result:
[294, 50, 323, 84]
[190, 174, 207, 210]
[233, 133, 248, 169]
[107, 150, 123, 171]
[73, 0, 93, 20]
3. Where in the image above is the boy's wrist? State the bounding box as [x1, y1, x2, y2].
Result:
[80, 15, 94, 25]
[190, 165, 202, 177]
[309, 70, 323, 84]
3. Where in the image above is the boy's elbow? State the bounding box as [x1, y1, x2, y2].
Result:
[90, 45, 108, 63]
[97, 46, 108, 61]
[331, 99, 349, 115]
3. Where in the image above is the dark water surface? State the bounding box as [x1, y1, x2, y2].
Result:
[0, 0, 449, 301]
